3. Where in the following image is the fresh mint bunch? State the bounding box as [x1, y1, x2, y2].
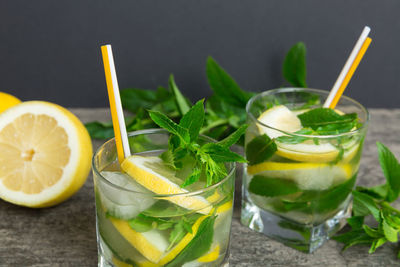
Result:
[85, 42, 307, 142]
[149, 100, 247, 187]
[333, 142, 400, 257]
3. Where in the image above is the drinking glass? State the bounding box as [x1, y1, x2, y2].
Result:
[93, 129, 235, 266]
[241, 88, 369, 252]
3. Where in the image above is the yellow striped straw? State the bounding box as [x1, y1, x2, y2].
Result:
[101, 45, 131, 164]
[323, 26, 372, 109]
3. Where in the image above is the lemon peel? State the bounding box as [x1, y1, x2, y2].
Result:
[0, 92, 21, 113]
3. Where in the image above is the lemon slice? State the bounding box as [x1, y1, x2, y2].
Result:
[276, 142, 339, 163]
[110, 215, 208, 265]
[257, 105, 302, 139]
[112, 257, 134, 267]
[256, 105, 359, 163]
[0, 101, 92, 207]
[0, 92, 21, 113]
[247, 161, 353, 190]
[121, 156, 211, 214]
[198, 244, 220, 263]
[109, 217, 169, 263]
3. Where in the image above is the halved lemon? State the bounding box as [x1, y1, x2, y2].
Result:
[0, 101, 92, 207]
[121, 156, 211, 214]
[0, 92, 21, 113]
[247, 161, 353, 190]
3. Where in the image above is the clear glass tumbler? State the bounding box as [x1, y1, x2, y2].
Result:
[93, 129, 235, 266]
[241, 88, 369, 252]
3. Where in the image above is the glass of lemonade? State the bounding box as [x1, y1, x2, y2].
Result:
[241, 88, 369, 252]
[93, 129, 235, 267]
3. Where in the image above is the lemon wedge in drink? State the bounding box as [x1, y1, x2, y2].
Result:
[256, 105, 302, 138]
[121, 155, 211, 214]
[108, 217, 169, 263]
[0, 101, 92, 207]
[110, 215, 208, 265]
[256, 105, 358, 163]
[247, 161, 353, 190]
[198, 244, 220, 263]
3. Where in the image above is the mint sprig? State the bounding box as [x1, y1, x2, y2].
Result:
[149, 100, 247, 187]
[333, 142, 400, 256]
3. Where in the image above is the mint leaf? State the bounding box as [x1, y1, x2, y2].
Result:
[165, 216, 216, 267]
[181, 167, 201, 188]
[377, 142, 400, 202]
[246, 134, 277, 165]
[294, 91, 320, 110]
[168, 220, 187, 249]
[356, 184, 388, 200]
[347, 216, 364, 229]
[160, 150, 176, 170]
[218, 124, 248, 148]
[369, 238, 387, 254]
[121, 87, 176, 114]
[352, 191, 380, 221]
[201, 143, 246, 163]
[363, 225, 381, 238]
[85, 121, 115, 139]
[276, 174, 356, 214]
[283, 42, 307, 87]
[206, 57, 251, 108]
[179, 100, 205, 142]
[182, 218, 193, 234]
[128, 214, 155, 232]
[333, 229, 375, 251]
[169, 74, 191, 116]
[297, 108, 357, 133]
[249, 176, 300, 197]
[149, 110, 190, 144]
[382, 211, 400, 230]
[383, 219, 398, 242]
[120, 88, 160, 112]
[142, 200, 190, 217]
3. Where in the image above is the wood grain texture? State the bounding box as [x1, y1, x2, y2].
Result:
[1, 108, 400, 266]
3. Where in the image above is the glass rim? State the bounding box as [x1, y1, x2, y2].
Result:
[92, 128, 236, 197]
[246, 87, 370, 139]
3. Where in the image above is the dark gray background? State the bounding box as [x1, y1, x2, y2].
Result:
[0, 1, 398, 108]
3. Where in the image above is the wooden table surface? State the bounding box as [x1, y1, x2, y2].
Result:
[1, 108, 400, 267]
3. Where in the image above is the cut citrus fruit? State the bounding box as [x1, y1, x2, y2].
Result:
[110, 215, 208, 265]
[198, 244, 220, 263]
[256, 105, 302, 139]
[109, 217, 169, 263]
[121, 156, 211, 214]
[0, 92, 21, 113]
[256, 105, 358, 163]
[247, 161, 353, 190]
[276, 142, 339, 163]
[0, 101, 92, 207]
